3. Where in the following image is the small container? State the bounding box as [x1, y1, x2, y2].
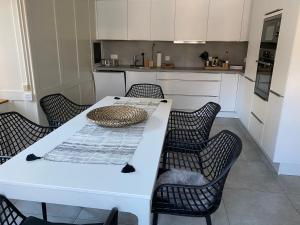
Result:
[149, 60, 154, 68]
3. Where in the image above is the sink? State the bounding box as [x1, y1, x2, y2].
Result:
[130, 65, 145, 69]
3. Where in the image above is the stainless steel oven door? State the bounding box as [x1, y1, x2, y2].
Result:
[254, 60, 274, 101]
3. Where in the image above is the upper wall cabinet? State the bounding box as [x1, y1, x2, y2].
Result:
[240, 0, 252, 41]
[207, 0, 245, 41]
[96, 0, 127, 40]
[151, 0, 175, 41]
[128, 0, 151, 40]
[174, 0, 210, 41]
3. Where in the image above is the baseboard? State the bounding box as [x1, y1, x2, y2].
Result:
[278, 163, 300, 176]
[218, 111, 238, 118]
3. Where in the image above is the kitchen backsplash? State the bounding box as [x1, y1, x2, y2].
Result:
[101, 40, 248, 67]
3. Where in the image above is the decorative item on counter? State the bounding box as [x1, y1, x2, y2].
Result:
[144, 59, 150, 68]
[161, 63, 175, 69]
[149, 60, 154, 68]
[199, 51, 209, 61]
[156, 52, 162, 68]
[212, 57, 219, 67]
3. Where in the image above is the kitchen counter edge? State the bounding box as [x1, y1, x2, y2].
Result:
[94, 66, 244, 74]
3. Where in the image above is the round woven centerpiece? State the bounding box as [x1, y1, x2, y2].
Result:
[87, 106, 148, 127]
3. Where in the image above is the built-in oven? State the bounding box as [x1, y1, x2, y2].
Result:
[254, 14, 282, 101]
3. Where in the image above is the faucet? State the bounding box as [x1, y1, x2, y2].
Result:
[133, 55, 139, 67]
[132, 53, 145, 67]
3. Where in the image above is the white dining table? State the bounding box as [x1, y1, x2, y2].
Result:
[0, 96, 172, 225]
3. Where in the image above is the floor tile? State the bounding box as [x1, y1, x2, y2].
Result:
[14, 200, 82, 219]
[278, 175, 300, 195]
[157, 201, 229, 225]
[223, 189, 300, 225]
[225, 160, 283, 193]
[47, 216, 76, 223]
[287, 194, 300, 213]
[76, 208, 137, 225]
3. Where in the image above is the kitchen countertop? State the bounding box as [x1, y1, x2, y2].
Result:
[94, 65, 244, 74]
[0, 99, 9, 105]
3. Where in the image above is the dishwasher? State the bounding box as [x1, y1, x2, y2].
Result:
[93, 70, 126, 101]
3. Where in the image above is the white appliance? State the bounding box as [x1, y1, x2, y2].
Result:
[93, 71, 126, 101]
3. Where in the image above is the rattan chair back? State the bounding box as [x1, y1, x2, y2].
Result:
[125, 83, 164, 99]
[0, 112, 54, 164]
[40, 93, 91, 127]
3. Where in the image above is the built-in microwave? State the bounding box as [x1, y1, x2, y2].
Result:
[261, 14, 281, 44]
[254, 14, 282, 101]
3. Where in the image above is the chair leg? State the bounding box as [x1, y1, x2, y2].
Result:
[41, 202, 47, 221]
[152, 213, 158, 225]
[205, 215, 212, 225]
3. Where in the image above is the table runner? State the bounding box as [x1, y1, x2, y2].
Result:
[43, 99, 160, 164]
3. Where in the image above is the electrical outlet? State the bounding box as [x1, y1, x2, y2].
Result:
[23, 92, 32, 101]
[23, 83, 32, 91]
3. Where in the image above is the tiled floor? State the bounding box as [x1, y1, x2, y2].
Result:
[11, 118, 300, 225]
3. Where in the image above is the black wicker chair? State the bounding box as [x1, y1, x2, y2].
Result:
[165, 102, 221, 148]
[40, 93, 91, 127]
[0, 195, 118, 225]
[125, 83, 164, 99]
[0, 112, 54, 164]
[168, 102, 221, 131]
[152, 130, 242, 225]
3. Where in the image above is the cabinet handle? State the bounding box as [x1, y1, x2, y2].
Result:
[257, 60, 273, 66]
[244, 76, 255, 82]
[270, 90, 284, 98]
[265, 9, 283, 16]
[251, 112, 264, 124]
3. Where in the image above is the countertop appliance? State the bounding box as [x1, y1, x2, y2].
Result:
[254, 14, 282, 101]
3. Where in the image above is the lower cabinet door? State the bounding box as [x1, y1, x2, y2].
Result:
[165, 95, 219, 111]
[261, 92, 284, 160]
[248, 112, 264, 146]
[94, 72, 125, 101]
[126, 71, 157, 92]
[219, 73, 239, 111]
[236, 75, 255, 128]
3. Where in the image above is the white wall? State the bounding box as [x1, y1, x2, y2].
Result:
[274, 4, 300, 166]
[0, 0, 39, 122]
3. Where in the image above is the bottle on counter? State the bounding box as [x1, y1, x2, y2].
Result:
[156, 52, 162, 68]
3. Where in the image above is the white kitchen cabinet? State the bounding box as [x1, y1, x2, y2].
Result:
[240, 0, 253, 41]
[174, 0, 209, 41]
[219, 74, 239, 112]
[165, 95, 219, 111]
[126, 71, 157, 92]
[159, 79, 220, 96]
[207, 0, 245, 41]
[251, 94, 268, 123]
[261, 92, 283, 160]
[151, 0, 175, 41]
[244, 0, 266, 80]
[93, 72, 126, 101]
[248, 111, 264, 145]
[236, 75, 255, 128]
[96, 0, 127, 40]
[128, 0, 151, 40]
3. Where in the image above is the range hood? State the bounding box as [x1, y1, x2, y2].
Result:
[173, 40, 206, 44]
